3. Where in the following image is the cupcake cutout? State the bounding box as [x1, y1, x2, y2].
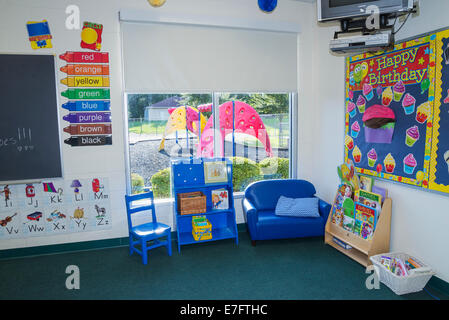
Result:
[367, 148, 377, 167]
[347, 101, 356, 118]
[352, 146, 362, 163]
[382, 86, 393, 106]
[383, 153, 396, 173]
[345, 135, 354, 150]
[363, 84, 374, 101]
[351, 121, 361, 138]
[362, 105, 396, 144]
[393, 81, 405, 102]
[405, 126, 420, 147]
[416, 101, 431, 124]
[402, 93, 416, 115]
[357, 95, 366, 113]
[403, 153, 417, 175]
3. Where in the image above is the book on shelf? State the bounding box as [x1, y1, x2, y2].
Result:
[358, 175, 374, 192]
[331, 183, 353, 227]
[353, 202, 378, 240]
[371, 185, 388, 205]
[342, 197, 355, 232]
[211, 188, 229, 210]
[332, 236, 352, 250]
[354, 189, 382, 213]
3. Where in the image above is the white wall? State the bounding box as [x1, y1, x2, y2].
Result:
[298, 0, 449, 283]
[0, 0, 129, 250]
[0, 0, 309, 248]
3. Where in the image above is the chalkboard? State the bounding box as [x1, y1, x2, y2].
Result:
[0, 54, 62, 183]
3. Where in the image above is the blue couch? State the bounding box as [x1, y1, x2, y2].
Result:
[242, 179, 332, 244]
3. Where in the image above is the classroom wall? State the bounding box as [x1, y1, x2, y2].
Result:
[0, 0, 127, 250]
[298, 0, 449, 283]
[0, 0, 309, 249]
[3, 0, 447, 285]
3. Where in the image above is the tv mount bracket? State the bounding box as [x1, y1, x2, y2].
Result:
[333, 9, 417, 40]
[334, 15, 391, 39]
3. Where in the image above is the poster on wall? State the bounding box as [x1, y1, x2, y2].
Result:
[0, 177, 111, 239]
[344, 28, 449, 196]
[345, 34, 436, 188]
[59, 51, 112, 147]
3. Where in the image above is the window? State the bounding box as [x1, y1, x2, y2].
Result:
[120, 19, 299, 199]
[126, 92, 295, 198]
[217, 93, 292, 192]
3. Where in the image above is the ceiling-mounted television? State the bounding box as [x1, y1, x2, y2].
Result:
[318, 0, 414, 22]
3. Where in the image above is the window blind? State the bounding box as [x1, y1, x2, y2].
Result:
[121, 21, 298, 92]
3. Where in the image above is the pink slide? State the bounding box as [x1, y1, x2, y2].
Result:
[198, 101, 272, 158]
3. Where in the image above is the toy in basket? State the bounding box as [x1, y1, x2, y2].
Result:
[192, 215, 212, 241]
[370, 252, 435, 295]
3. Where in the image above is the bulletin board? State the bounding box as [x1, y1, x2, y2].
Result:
[344, 28, 449, 195]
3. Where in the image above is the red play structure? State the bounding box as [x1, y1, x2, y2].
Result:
[159, 101, 272, 158]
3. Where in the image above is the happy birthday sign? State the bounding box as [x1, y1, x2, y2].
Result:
[350, 44, 430, 90]
[344, 30, 449, 197]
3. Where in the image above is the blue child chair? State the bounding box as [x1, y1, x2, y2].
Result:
[125, 191, 172, 264]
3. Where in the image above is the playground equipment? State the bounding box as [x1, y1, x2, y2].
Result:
[158, 101, 272, 158]
[158, 106, 207, 151]
[198, 101, 272, 158]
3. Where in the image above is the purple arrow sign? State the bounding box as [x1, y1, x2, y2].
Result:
[63, 112, 111, 123]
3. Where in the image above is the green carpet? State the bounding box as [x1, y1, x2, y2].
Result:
[0, 232, 446, 300]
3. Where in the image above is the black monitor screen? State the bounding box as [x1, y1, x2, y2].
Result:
[329, 0, 378, 8]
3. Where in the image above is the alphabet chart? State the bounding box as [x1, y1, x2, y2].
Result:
[0, 177, 111, 239]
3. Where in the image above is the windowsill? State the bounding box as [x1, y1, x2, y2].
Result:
[233, 192, 245, 199]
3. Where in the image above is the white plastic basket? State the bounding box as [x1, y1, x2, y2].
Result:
[370, 252, 435, 295]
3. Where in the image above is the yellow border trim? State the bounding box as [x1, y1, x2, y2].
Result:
[429, 30, 449, 193]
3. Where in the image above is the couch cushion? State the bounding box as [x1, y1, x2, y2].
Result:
[256, 210, 325, 239]
[275, 196, 320, 218]
[245, 179, 316, 211]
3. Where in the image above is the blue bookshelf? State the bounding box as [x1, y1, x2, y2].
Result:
[171, 158, 238, 252]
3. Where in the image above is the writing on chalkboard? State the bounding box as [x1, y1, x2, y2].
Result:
[0, 137, 17, 147]
[17, 128, 32, 142]
[0, 128, 34, 152]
